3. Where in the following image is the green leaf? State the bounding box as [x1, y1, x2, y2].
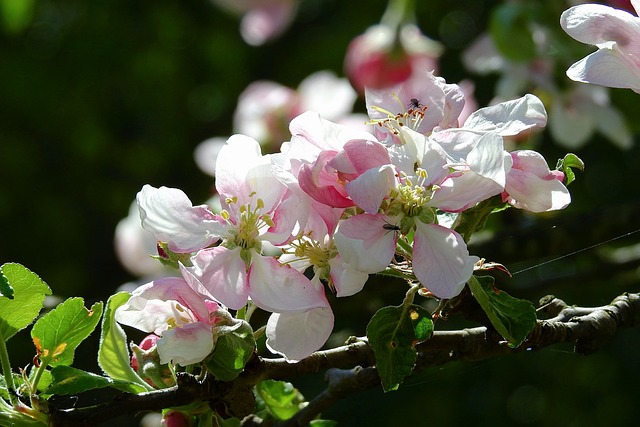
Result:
[0, 263, 51, 342]
[467, 275, 537, 348]
[489, 4, 537, 62]
[309, 421, 338, 427]
[556, 153, 585, 186]
[366, 304, 433, 392]
[0, 0, 35, 35]
[204, 319, 255, 382]
[98, 292, 151, 392]
[0, 269, 13, 300]
[256, 380, 305, 421]
[31, 298, 103, 367]
[45, 365, 141, 395]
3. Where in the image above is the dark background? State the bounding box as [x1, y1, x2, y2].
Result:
[1, 0, 639, 426]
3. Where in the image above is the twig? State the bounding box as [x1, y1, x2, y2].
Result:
[48, 292, 640, 426]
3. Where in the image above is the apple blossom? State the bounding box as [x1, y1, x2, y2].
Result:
[561, 1, 640, 93]
[502, 150, 571, 213]
[115, 271, 229, 366]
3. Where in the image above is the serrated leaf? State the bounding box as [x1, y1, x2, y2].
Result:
[366, 304, 433, 392]
[468, 275, 536, 348]
[204, 319, 255, 382]
[256, 380, 305, 421]
[98, 292, 151, 392]
[31, 298, 103, 367]
[45, 365, 141, 395]
[0, 263, 51, 341]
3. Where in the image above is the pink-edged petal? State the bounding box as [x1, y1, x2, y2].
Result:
[115, 277, 210, 332]
[298, 151, 354, 209]
[413, 222, 478, 299]
[189, 246, 249, 310]
[328, 255, 369, 297]
[156, 322, 214, 366]
[334, 214, 397, 273]
[345, 165, 396, 214]
[566, 49, 640, 92]
[504, 151, 571, 212]
[330, 139, 390, 177]
[248, 254, 329, 313]
[137, 185, 224, 253]
[560, 4, 640, 47]
[461, 94, 547, 136]
[428, 171, 504, 212]
[265, 307, 334, 360]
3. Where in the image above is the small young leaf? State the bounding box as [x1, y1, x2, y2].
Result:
[366, 304, 433, 392]
[204, 319, 255, 382]
[467, 275, 537, 348]
[98, 292, 151, 392]
[556, 153, 585, 186]
[45, 365, 141, 395]
[0, 263, 52, 341]
[256, 380, 305, 421]
[31, 298, 103, 367]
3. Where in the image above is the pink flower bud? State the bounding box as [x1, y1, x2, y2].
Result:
[344, 24, 441, 94]
[131, 334, 159, 371]
[162, 410, 191, 427]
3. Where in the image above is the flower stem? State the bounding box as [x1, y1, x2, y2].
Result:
[0, 331, 17, 405]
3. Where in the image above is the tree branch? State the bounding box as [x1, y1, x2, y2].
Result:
[48, 292, 640, 426]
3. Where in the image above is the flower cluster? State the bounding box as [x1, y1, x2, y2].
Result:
[117, 70, 570, 365]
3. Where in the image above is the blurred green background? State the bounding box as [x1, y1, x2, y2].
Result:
[1, 0, 639, 426]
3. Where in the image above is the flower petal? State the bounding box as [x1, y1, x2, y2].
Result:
[189, 246, 249, 310]
[137, 185, 224, 253]
[461, 94, 547, 136]
[157, 322, 214, 366]
[248, 254, 329, 313]
[412, 222, 478, 299]
[265, 307, 334, 361]
[334, 214, 397, 273]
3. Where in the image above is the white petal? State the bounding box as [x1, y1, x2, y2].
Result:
[566, 49, 640, 92]
[412, 223, 478, 299]
[248, 254, 329, 313]
[137, 185, 223, 253]
[462, 94, 547, 136]
[328, 255, 369, 297]
[265, 307, 334, 361]
[157, 323, 214, 366]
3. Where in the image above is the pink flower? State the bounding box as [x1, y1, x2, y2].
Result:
[561, 1, 640, 93]
[345, 24, 441, 94]
[502, 150, 571, 212]
[115, 270, 227, 366]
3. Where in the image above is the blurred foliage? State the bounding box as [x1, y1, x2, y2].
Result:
[0, 0, 639, 426]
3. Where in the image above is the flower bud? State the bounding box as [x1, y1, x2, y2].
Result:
[161, 410, 192, 427]
[344, 24, 441, 94]
[131, 334, 175, 388]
